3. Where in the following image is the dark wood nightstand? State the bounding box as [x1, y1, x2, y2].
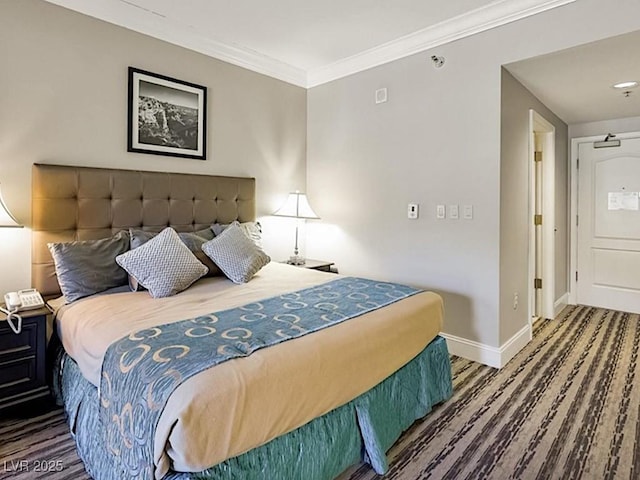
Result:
[0, 306, 49, 410]
[284, 259, 336, 273]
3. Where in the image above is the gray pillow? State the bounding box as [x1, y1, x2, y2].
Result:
[212, 221, 262, 247]
[47, 230, 130, 303]
[129, 229, 158, 250]
[202, 223, 270, 284]
[130, 227, 214, 249]
[178, 231, 221, 277]
[116, 228, 208, 298]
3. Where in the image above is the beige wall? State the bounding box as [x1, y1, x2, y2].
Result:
[569, 115, 640, 139]
[500, 69, 568, 344]
[0, 0, 307, 295]
[307, 47, 502, 347]
[4, 0, 640, 354]
[307, 0, 640, 349]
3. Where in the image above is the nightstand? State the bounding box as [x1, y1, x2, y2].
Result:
[0, 306, 49, 410]
[284, 259, 337, 273]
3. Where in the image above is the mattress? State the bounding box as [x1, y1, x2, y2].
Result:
[54, 262, 444, 478]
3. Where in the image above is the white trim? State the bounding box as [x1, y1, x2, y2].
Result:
[44, 0, 576, 88]
[569, 136, 583, 306]
[540, 118, 556, 321]
[528, 110, 556, 325]
[569, 131, 640, 305]
[442, 333, 502, 368]
[554, 292, 569, 317]
[43, 0, 308, 87]
[307, 0, 576, 87]
[500, 324, 533, 367]
[442, 324, 531, 369]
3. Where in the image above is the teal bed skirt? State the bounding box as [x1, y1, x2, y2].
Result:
[56, 335, 452, 480]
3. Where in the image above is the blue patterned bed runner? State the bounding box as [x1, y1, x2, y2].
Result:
[99, 277, 421, 479]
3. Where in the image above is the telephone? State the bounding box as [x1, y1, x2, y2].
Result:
[5, 289, 44, 311]
[1, 289, 45, 334]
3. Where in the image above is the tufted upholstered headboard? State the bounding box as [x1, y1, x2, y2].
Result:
[31, 164, 256, 297]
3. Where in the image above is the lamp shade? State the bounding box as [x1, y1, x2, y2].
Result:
[0, 183, 22, 228]
[272, 191, 320, 220]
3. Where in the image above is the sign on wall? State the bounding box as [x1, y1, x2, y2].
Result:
[608, 192, 639, 211]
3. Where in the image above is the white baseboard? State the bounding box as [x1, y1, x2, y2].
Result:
[554, 293, 569, 317]
[500, 324, 532, 366]
[441, 324, 531, 369]
[441, 333, 502, 368]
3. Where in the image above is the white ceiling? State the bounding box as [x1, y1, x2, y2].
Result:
[124, 0, 498, 69]
[44, 0, 575, 87]
[506, 29, 640, 124]
[43, 0, 639, 125]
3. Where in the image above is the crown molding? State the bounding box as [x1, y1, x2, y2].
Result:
[44, 0, 575, 89]
[157, 28, 308, 87]
[306, 0, 577, 87]
[43, 0, 308, 87]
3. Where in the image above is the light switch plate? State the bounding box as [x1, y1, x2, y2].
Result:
[407, 203, 419, 219]
[449, 204, 459, 219]
[463, 205, 473, 219]
[436, 204, 446, 219]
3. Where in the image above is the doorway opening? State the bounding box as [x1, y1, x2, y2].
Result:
[529, 110, 555, 325]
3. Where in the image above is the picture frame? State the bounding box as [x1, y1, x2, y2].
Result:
[128, 67, 207, 160]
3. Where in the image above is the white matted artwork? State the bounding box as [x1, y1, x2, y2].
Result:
[127, 67, 207, 160]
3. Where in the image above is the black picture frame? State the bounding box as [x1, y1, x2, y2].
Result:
[127, 67, 207, 160]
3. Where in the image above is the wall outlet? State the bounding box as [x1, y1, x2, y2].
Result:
[513, 293, 519, 310]
[407, 203, 419, 219]
[463, 205, 473, 219]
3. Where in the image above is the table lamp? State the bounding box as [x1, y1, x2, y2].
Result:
[273, 191, 319, 265]
[0, 183, 22, 228]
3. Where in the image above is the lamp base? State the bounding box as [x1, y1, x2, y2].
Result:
[286, 255, 306, 266]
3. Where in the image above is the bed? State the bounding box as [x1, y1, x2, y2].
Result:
[32, 163, 453, 480]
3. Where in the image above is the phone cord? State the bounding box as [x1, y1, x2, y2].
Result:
[0, 307, 22, 334]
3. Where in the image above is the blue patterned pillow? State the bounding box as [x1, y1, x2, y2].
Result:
[47, 231, 130, 303]
[202, 223, 270, 284]
[116, 228, 208, 298]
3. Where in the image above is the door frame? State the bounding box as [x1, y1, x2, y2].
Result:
[569, 131, 640, 305]
[528, 110, 555, 323]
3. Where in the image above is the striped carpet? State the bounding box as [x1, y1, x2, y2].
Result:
[1, 305, 638, 480]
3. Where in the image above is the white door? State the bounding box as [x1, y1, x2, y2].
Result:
[577, 136, 640, 313]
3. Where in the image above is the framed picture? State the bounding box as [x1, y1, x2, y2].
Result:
[128, 67, 207, 160]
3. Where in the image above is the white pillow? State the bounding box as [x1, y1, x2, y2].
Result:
[202, 223, 270, 284]
[116, 227, 207, 298]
